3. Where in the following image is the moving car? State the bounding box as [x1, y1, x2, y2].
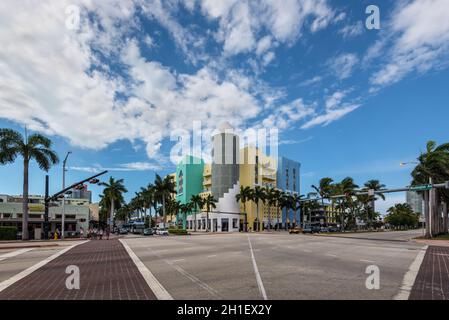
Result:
[143, 228, 154, 236]
[118, 228, 128, 235]
[156, 228, 169, 236]
[289, 227, 303, 234]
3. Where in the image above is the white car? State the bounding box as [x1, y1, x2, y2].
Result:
[156, 228, 169, 236]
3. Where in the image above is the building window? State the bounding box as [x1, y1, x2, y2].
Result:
[233, 218, 238, 229]
[178, 170, 184, 194]
[285, 169, 289, 189]
[293, 168, 296, 191]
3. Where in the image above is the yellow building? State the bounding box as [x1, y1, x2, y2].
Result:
[239, 146, 278, 231]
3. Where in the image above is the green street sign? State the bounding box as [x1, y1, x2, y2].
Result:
[410, 184, 433, 191]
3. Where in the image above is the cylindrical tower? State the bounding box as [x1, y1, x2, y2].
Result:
[211, 122, 240, 213]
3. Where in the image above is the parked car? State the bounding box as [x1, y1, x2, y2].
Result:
[289, 227, 303, 234]
[311, 225, 321, 233]
[156, 228, 169, 236]
[320, 227, 329, 233]
[143, 228, 154, 236]
[328, 226, 339, 232]
[302, 227, 313, 234]
[119, 228, 128, 235]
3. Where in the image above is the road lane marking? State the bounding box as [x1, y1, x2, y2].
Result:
[247, 235, 267, 300]
[167, 260, 223, 298]
[206, 254, 217, 258]
[0, 248, 33, 262]
[169, 259, 185, 263]
[120, 239, 173, 300]
[360, 259, 376, 263]
[394, 245, 428, 300]
[325, 253, 337, 258]
[0, 242, 85, 293]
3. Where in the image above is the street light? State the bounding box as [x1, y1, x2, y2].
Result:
[61, 151, 72, 239]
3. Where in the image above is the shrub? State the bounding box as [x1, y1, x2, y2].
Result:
[168, 228, 189, 235]
[0, 226, 18, 240]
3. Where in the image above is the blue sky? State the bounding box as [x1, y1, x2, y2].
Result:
[1, 0, 448, 213]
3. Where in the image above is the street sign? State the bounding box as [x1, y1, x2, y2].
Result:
[410, 184, 433, 191]
[445, 181, 449, 189]
[368, 189, 375, 196]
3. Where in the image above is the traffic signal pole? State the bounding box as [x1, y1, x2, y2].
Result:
[43, 170, 108, 240]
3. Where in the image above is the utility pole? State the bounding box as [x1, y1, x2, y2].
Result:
[44, 170, 107, 240]
[61, 152, 71, 239]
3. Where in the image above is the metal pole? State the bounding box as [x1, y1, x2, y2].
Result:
[61, 152, 71, 240]
[429, 177, 433, 238]
[44, 175, 49, 240]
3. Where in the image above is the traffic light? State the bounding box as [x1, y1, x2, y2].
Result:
[89, 178, 100, 184]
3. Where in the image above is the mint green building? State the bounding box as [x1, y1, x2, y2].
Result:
[175, 155, 204, 228]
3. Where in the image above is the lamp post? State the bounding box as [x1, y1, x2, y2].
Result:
[61, 151, 71, 239]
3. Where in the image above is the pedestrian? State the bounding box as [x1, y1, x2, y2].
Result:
[93, 227, 98, 240]
[80, 227, 84, 239]
[106, 226, 110, 240]
[54, 228, 60, 240]
[99, 228, 103, 240]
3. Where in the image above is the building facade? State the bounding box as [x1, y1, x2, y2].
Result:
[0, 194, 90, 239]
[169, 123, 302, 232]
[277, 157, 301, 228]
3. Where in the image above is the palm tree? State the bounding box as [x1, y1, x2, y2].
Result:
[236, 185, 253, 232]
[190, 194, 204, 232]
[291, 194, 301, 227]
[312, 177, 334, 205]
[279, 193, 292, 230]
[179, 202, 193, 229]
[252, 186, 266, 232]
[154, 174, 176, 228]
[0, 128, 59, 240]
[340, 177, 359, 230]
[203, 194, 217, 232]
[412, 140, 449, 236]
[265, 187, 278, 230]
[99, 177, 128, 229]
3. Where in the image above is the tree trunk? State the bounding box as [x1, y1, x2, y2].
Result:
[110, 198, 114, 230]
[206, 210, 209, 232]
[22, 159, 29, 240]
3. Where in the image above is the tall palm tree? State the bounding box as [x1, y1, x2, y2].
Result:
[190, 194, 204, 232]
[265, 187, 278, 230]
[412, 140, 449, 236]
[203, 194, 217, 232]
[312, 177, 334, 205]
[279, 193, 292, 230]
[291, 194, 301, 227]
[236, 185, 253, 232]
[99, 177, 128, 229]
[0, 128, 59, 240]
[179, 202, 193, 229]
[340, 177, 359, 230]
[362, 180, 386, 228]
[154, 174, 176, 228]
[252, 186, 266, 232]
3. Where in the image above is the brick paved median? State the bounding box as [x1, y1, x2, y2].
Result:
[0, 239, 156, 300]
[409, 246, 449, 300]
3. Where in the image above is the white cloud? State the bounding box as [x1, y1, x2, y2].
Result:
[70, 161, 163, 173]
[327, 53, 359, 80]
[370, 0, 449, 87]
[262, 99, 315, 130]
[200, 0, 336, 57]
[301, 104, 360, 129]
[338, 21, 364, 39]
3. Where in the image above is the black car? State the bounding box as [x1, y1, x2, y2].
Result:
[143, 228, 154, 236]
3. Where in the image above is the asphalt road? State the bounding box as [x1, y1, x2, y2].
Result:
[122, 230, 425, 300]
[317, 229, 425, 241]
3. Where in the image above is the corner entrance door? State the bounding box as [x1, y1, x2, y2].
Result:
[222, 218, 229, 232]
[213, 219, 218, 232]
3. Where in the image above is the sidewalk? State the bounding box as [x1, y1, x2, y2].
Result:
[410, 246, 449, 300]
[0, 239, 156, 300]
[0, 239, 86, 250]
